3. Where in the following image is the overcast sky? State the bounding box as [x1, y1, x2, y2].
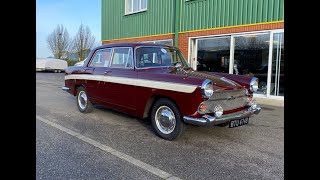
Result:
[36, 0, 101, 58]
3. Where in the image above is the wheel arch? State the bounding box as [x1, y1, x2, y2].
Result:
[73, 84, 85, 96]
[142, 95, 180, 119]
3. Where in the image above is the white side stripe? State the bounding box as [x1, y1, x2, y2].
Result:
[65, 74, 197, 93]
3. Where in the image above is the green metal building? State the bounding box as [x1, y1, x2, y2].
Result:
[102, 0, 284, 99]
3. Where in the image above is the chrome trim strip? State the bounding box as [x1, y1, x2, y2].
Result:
[65, 74, 197, 93]
[183, 106, 261, 126]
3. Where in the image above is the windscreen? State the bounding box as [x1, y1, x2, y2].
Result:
[135, 47, 189, 68]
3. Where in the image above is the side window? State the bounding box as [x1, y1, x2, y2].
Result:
[89, 48, 112, 67]
[111, 48, 133, 68]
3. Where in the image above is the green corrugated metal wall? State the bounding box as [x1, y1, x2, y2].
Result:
[102, 0, 284, 40]
[180, 0, 284, 31]
[102, 0, 174, 40]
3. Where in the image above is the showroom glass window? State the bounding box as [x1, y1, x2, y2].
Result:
[197, 37, 231, 72]
[154, 39, 173, 46]
[271, 32, 284, 96]
[142, 39, 173, 46]
[233, 34, 270, 94]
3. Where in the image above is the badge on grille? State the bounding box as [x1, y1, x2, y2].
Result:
[227, 96, 236, 100]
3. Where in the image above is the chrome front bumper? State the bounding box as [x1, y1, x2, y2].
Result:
[183, 106, 261, 126]
[62, 86, 70, 92]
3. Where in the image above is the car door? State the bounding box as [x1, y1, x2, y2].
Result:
[91, 48, 113, 103]
[104, 47, 137, 115]
[86, 48, 111, 101]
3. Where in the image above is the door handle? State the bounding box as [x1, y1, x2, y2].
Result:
[104, 70, 112, 75]
[81, 68, 90, 72]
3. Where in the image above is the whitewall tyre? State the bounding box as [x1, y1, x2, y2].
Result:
[151, 98, 185, 140]
[76, 86, 93, 113]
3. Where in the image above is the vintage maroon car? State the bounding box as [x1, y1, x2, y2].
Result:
[62, 43, 261, 140]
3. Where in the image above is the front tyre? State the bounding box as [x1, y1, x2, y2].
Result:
[151, 98, 185, 140]
[76, 86, 93, 113]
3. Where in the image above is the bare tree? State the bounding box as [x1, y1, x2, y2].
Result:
[72, 24, 95, 61]
[47, 24, 70, 59]
[94, 41, 101, 48]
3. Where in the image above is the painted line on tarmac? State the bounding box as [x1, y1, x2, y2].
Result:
[36, 115, 181, 180]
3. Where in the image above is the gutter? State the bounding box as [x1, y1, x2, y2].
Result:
[173, 0, 181, 48]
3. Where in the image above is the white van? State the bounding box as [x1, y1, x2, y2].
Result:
[36, 58, 68, 73]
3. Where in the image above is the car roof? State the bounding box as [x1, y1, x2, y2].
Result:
[93, 42, 176, 50]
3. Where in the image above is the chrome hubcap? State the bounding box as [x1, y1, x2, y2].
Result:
[155, 106, 176, 134]
[78, 91, 87, 110]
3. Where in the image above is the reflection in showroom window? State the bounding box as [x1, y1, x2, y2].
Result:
[271, 32, 284, 96]
[233, 34, 270, 94]
[197, 37, 231, 72]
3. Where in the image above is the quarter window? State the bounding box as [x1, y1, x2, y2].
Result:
[126, 0, 147, 14]
[89, 48, 112, 67]
[111, 48, 133, 68]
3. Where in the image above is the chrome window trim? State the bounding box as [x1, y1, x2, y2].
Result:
[88, 48, 112, 67]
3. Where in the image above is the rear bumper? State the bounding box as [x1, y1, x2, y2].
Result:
[62, 86, 70, 92]
[183, 106, 261, 126]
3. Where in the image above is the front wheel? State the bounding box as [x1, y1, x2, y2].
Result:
[76, 86, 93, 113]
[151, 98, 185, 140]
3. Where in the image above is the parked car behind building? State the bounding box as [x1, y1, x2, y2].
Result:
[74, 59, 86, 66]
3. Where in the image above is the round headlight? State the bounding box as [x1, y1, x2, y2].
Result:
[201, 79, 213, 98]
[214, 105, 224, 117]
[250, 77, 259, 92]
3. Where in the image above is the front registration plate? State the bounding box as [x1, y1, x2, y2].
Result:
[229, 117, 249, 128]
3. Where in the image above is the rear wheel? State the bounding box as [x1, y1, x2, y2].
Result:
[76, 86, 93, 113]
[151, 98, 185, 140]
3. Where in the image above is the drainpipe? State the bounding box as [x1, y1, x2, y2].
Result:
[173, 0, 180, 48]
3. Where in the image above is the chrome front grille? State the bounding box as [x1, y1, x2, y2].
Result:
[203, 89, 247, 112]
